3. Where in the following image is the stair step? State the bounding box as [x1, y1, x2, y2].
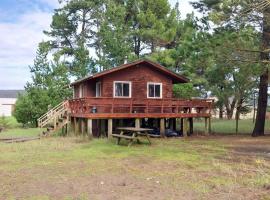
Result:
[47, 127, 54, 131]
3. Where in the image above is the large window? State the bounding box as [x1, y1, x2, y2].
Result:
[147, 82, 162, 98]
[96, 82, 101, 97]
[114, 81, 131, 98]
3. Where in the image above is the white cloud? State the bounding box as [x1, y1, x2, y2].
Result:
[0, 10, 52, 89]
[0, 0, 197, 89]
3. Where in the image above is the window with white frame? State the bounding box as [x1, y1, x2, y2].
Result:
[114, 81, 131, 97]
[96, 82, 101, 97]
[147, 82, 162, 98]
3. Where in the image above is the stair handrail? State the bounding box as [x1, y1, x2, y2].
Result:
[38, 100, 69, 128]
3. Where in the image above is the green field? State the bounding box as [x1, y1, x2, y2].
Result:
[194, 119, 270, 135]
[0, 117, 41, 138]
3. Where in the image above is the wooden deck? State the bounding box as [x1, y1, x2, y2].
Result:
[69, 98, 214, 119]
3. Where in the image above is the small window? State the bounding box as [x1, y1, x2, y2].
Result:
[114, 81, 131, 98]
[96, 82, 101, 97]
[147, 82, 162, 98]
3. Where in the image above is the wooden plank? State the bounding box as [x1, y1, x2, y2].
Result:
[117, 127, 153, 131]
[112, 134, 134, 139]
[3, 137, 40, 143]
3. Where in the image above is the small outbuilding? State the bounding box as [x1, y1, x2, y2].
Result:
[0, 90, 23, 117]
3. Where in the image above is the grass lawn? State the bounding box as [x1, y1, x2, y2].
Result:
[194, 119, 270, 135]
[0, 117, 42, 138]
[0, 135, 270, 200]
[0, 128, 41, 138]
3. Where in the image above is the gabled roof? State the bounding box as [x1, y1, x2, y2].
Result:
[70, 59, 189, 86]
[0, 90, 24, 98]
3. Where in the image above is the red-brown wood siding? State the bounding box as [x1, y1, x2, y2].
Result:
[74, 63, 173, 99]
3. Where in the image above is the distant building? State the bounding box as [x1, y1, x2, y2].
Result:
[0, 90, 24, 117]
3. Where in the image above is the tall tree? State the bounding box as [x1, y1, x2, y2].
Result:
[14, 42, 72, 126]
[192, 0, 270, 136]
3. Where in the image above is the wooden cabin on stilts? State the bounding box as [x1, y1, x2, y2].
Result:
[38, 59, 213, 138]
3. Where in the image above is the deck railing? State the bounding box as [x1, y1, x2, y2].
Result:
[69, 97, 214, 116]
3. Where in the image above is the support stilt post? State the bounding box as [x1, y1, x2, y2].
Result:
[74, 118, 79, 136]
[205, 117, 209, 135]
[100, 119, 106, 137]
[183, 118, 188, 137]
[135, 118, 140, 128]
[87, 119, 93, 139]
[160, 118, 165, 138]
[81, 119, 85, 135]
[189, 118, 193, 136]
[180, 118, 184, 133]
[108, 119, 113, 139]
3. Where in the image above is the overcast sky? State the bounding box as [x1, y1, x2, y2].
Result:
[0, 0, 197, 90]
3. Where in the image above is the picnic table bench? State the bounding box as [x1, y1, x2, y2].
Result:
[112, 127, 153, 146]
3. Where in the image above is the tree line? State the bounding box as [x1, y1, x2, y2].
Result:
[14, 0, 269, 136]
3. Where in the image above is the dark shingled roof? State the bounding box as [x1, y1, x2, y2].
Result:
[70, 59, 189, 86]
[0, 90, 24, 98]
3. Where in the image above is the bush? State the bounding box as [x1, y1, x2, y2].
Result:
[0, 115, 9, 129]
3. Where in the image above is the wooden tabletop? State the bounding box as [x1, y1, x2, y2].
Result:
[117, 127, 153, 132]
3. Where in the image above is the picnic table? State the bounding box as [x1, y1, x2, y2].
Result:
[112, 127, 153, 146]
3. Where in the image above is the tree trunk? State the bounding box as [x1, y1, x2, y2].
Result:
[235, 98, 243, 135]
[225, 98, 236, 120]
[252, 69, 268, 136]
[252, 92, 256, 123]
[252, 10, 270, 137]
[219, 105, 223, 119]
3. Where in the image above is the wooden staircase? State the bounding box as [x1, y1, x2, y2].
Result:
[37, 101, 70, 136]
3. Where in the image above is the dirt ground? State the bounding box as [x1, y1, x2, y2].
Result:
[0, 135, 270, 200]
